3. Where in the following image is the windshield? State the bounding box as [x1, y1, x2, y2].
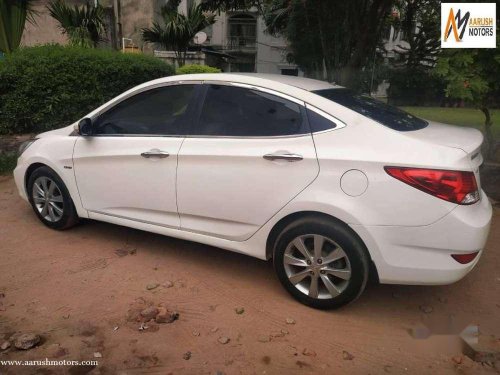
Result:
[313, 88, 428, 131]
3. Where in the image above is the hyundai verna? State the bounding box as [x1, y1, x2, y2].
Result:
[14, 74, 492, 309]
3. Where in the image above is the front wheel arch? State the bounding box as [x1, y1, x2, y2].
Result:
[25, 162, 47, 196]
[26, 165, 79, 230]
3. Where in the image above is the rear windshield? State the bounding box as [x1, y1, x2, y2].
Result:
[313, 88, 428, 131]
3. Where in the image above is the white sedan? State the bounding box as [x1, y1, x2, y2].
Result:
[14, 73, 492, 309]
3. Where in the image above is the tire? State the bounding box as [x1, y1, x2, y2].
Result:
[273, 216, 369, 309]
[27, 166, 79, 230]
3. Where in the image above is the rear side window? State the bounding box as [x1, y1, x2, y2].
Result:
[94, 84, 196, 136]
[194, 84, 308, 137]
[306, 108, 337, 132]
[313, 88, 428, 131]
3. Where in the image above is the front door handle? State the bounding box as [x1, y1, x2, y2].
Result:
[263, 152, 303, 162]
[141, 149, 170, 158]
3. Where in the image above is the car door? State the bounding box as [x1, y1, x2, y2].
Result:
[73, 83, 199, 228]
[176, 82, 319, 241]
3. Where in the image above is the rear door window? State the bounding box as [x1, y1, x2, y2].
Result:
[193, 84, 308, 137]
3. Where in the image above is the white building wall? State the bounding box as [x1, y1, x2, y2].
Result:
[174, 0, 300, 74]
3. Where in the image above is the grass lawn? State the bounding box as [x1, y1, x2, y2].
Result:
[401, 107, 500, 138]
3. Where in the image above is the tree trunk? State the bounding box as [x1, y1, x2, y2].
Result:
[175, 50, 186, 67]
[480, 107, 495, 160]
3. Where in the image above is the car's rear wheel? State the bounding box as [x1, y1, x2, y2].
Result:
[27, 166, 79, 230]
[273, 216, 369, 309]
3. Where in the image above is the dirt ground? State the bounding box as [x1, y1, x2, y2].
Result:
[0, 176, 499, 375]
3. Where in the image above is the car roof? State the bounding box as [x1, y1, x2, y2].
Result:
[171, 73, 341, 92]
[233, 73, 341, 91]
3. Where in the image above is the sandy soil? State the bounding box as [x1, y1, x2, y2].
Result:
[0, 175, 499, 375]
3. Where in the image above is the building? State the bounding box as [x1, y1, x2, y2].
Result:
[154, 1, 301, 74]
[21, 0, 301, 75]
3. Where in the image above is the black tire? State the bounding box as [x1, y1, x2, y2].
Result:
[27, 166, 79, 230]
[273, 216, 369, 309]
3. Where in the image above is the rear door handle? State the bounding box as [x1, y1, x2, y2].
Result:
[141, 149, 170, 158]
[263, 153, 303, 162]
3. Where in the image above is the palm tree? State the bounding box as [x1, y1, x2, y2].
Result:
[142, 0, 215, 67]
[47, 0, 106, 48]
[0, 0, 38, 54]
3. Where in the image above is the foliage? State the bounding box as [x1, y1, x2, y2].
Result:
[0, 0, 38, 53]
[0, 44, 174, 135]
[142, 0, 215, 67]
[391, 0, 441, 69]
[47, 0, 106, 48]
[435, 47, 500, 159]
[263, 0, 395, 87]
[176, 64, 221, 74]
[200, 0, 258, 11]
[387, 67, 445, 106]
[0, 152, 17, 175]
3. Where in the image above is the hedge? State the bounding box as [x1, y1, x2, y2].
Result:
[176, 64, 221, 75]
[0, 45, 175, 134]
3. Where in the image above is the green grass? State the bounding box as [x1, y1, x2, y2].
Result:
[401, 107, 500, 138]
[0, 152, 17, 175]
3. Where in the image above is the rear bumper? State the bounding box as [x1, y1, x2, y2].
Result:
[351, 190, 492, 285]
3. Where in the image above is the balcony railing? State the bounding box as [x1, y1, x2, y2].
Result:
[226, 36, 256, 51]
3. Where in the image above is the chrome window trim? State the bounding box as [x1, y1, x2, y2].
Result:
[185, 80, 310, 139]
[84, 79, 347, 139]
[305, 103, 347, 133]
[184, 133, 311, 140]
[92, 80, 202, 120]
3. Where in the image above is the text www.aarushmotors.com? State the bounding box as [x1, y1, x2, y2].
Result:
[0, 358, 98, 367]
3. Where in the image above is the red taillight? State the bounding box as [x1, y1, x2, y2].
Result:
[451, 252, 479, 264]
[384, 167, 479, 205]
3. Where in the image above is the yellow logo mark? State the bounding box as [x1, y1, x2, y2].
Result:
[444, 7, 470, 42]
[444, 8, 460, 42]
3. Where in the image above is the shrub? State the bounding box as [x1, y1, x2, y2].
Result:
[387, 67, 446, 106]
[0, 44, 174, 134]
[176, 64, 221, 75]
[0, 152, 17, 175]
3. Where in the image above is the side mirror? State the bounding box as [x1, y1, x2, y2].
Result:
[78, 118, 93, 136]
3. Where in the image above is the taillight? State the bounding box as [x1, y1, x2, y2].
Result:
[384, 167, 479, 205]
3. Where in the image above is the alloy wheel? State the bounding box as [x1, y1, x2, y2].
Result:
[32, 176, 64, 222]
[283, 234, 351, 299]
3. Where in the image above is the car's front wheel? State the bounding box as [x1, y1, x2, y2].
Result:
[273, 216, 369, 309]
[27, 166, 79, 230]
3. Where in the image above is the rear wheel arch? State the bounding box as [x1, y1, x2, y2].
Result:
[266, 211, 379, 283]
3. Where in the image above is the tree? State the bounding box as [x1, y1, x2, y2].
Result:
[264, 0, 395, 87]
[142, 0, 215, 67]
[200, 0, 259, 12]
[47, 0, 106, 48]
[386, 1, 445, 106]
[0, 0, 37, 54]
[391, 0, 441, 69]
[435, 49, 500, 160]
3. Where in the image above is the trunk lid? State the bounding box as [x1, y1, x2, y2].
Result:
[403, 120, 484, 187]
[406, 121, 483, 155]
